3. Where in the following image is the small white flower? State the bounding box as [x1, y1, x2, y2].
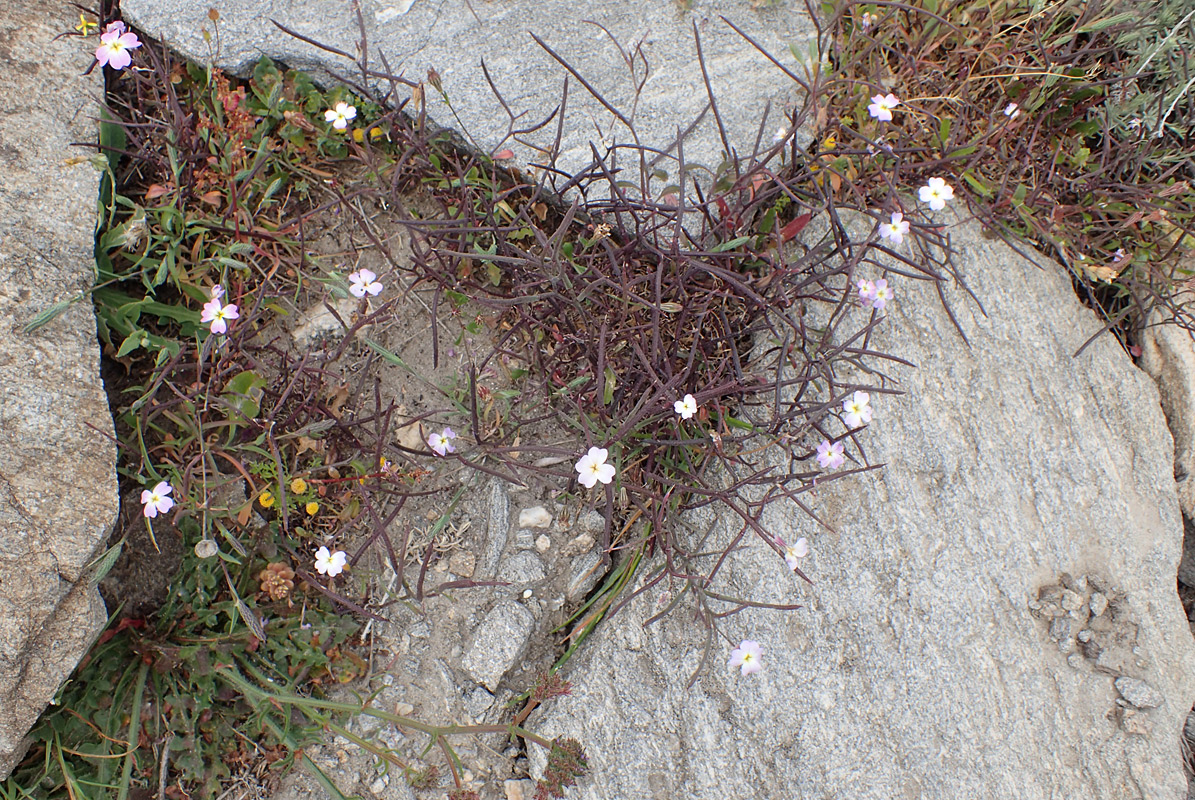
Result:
[674, 393, 698, 420]
[324, 102, 357, 131]
[575, 446, 616, 489]
[842, 391, 873, 427]
[314, 546, 347, 577]
[772, 127, 789, 145]
[784, 538, 810, 571]
[1003, 102, 1021, 119]
[871, 279, 893, 311]
[879, 212, 910, 245]
[918, 177, 955, 211]
[868, 93, 900, 122]
[428, 427, 457, 456]
[210, 284, 225, 300]
[348, 268, 383, 298]
[860, 11, 875, 29]
[141, 480, 175, 518]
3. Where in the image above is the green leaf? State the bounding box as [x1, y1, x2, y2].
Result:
[602, 367, 617, 405]
[23, 299, 76, 333]
[115, 329, 148, 358]
[222, 370, 266, 423]
[962, 171, 993, 198]
[712, 236, 753, 253]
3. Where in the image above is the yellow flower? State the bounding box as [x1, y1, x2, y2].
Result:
[259, 490, 275, 508]
[290, 478, 308, 494]
[76, 12, 98, 35]
[306, 501, 320, 516]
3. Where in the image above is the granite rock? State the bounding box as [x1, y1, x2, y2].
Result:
[121, 0, 816, 179]
[531, 216, 1195, 799]
[0, 0, 117, 779]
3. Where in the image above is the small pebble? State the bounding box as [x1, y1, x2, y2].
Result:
[1067, 653, 1085, 670]
[519, 506, 552, 528]
[1089, 592, 1108, 617]
[523, 589, 533, 599]
[1060, 590, 1083, 612]
[1115, 676, 1164, 709]
[535, 534, 551, 552]
[1077, 629, 1092, 642]
[369, 776, 388, 795]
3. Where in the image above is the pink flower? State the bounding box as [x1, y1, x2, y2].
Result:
[141, 480, 174, 518]
[95, 24, 141, 71]
[857, 278, 875, 305]
[428, 427, 457, 456]
[729, 640, 762, 676]
[816, 439, 845, 469]
[200, 297, 239, 334]
[871, 279, 892, 311]
[783, 538, 809, 571]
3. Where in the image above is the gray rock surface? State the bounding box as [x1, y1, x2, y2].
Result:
[1140, 300, 1195, 523]
[121, 0, 814, 178]
[0, 1, 116, 779]
[1139, 301, 1195, 586]
[531, 217, 1195, 799]
[462, 599, 535, 691]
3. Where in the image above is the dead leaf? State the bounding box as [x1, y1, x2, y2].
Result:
[296, 436, 324, 456]
[394, 418, 426, 451]
[327, 384, 350, 418]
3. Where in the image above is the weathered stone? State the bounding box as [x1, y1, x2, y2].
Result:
[461, 600, 534, 691]
[518, 507, 552, 529]
[480, 480, 510, 576]
[501, 552, 546, 587]
[121, 1, 816, 179]
[1116, 677, 1165, 710]
[0, 0, 116, 779]
[1140, 293, 1195, 524]
[531, 216, 1195, 798]
[566, 551, 604, 602]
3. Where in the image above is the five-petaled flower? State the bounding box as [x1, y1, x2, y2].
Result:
[870, 279, 893, 311]
[1003, 102, 1021, 119]
[879, 212, 909, 245]
[843, 391, 873, 427]
[201, 296, 239, 334]
[868, 93, 900, 122]
[141, 480, 174, 518]
[575, 446, 616, 489]
[348, 268, 383, 298]
[784, 538, 810, 571]
[674, 393, 698, 420]
[314, 546, 347, 577]
[95, 22, 141, 70]
[816, 439, 845, 469]
[918, 177, 955, 211]
[428, 427, 457, 456]
[729, 640, 763, 676]
[325, 102, 357, 130]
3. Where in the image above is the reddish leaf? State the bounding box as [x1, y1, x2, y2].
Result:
[780, 213, 812, 243]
